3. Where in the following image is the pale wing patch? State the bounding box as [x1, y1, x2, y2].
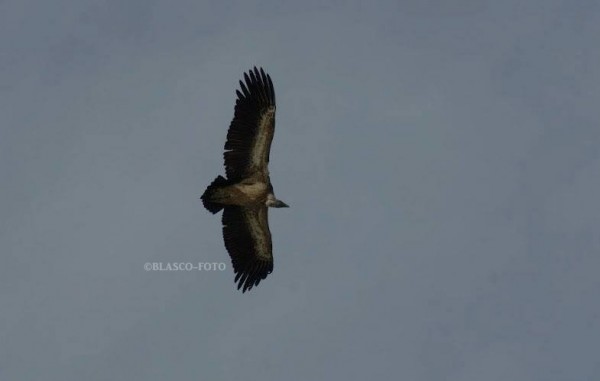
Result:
[244, 207, 272, 261]
[250, 107, 275, 170]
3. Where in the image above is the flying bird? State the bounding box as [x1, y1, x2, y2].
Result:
[201, 67, 288, 293]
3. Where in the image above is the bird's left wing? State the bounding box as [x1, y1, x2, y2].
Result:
[222, 205, 274, 292]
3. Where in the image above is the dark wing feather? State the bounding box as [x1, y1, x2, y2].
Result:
[222, 205, 273, 292]
[224, 67, 276, 181]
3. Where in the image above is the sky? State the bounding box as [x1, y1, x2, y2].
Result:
[1, 0, 599, 380]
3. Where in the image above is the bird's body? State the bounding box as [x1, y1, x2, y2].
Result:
[201, 67, 288, 292]
[205, 178, 269, 206]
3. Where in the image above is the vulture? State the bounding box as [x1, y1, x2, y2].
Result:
[201, 67, 288, 293]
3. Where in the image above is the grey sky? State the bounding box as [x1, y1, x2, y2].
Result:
[2, 1, 599, 380]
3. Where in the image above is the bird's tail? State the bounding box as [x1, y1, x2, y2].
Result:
[201, 175, 229, 214]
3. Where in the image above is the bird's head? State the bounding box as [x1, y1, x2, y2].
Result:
[266, 194, 289, 208]
[271, 200, 289, 208]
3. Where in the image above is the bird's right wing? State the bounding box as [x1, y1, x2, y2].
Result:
[223, 67, 276, 182]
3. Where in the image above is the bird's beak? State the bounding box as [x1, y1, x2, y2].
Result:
[277, 201, 289, 208]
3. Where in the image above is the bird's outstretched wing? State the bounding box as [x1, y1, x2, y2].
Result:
[222, 205, 274, 292]
[224, 67, 276, 182]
